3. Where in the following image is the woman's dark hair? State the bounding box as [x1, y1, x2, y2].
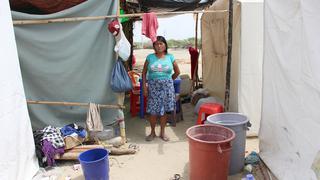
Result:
[153, 36, 168, 54]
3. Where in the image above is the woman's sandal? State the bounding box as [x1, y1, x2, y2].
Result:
[160, 135, 170, 142]
[145, 134, 156, 141]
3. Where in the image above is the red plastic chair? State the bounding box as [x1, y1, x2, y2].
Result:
[196, 103, 223, 124]
[130, 85, 141, 117]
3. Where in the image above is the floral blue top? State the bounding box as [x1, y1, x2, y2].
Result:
[146, 53, 175, 80]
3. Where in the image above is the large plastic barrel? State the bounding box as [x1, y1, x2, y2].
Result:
[206, 113, 249, 175]
[78, 148, 109, 180]
[186, 124, 235, 180]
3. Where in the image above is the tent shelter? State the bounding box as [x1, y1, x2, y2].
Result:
[1, 0, 320, 179]
[0, 1, 38, 179]
[11, 0, 122, 129]
[126, 0, 215, 12]
[260, 0, 320, 179]
[2, 0, 218, 178]
[201, 0, 263, 136]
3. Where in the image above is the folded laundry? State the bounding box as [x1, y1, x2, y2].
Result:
[60, 123, 86, 138]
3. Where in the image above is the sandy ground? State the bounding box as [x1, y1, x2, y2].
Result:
[33, 49, 260, 180]
[33, 103, 259, 180]
[133, 48, 202, 79]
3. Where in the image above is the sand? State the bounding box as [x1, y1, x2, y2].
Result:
[32, 49, 259, 180]
[33, 103, 259, 180]
[133, 48, 202, 79]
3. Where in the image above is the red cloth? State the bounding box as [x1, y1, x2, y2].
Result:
[142, 12, 158, 42]
[108, 19, 120, 36]
[132, 54, 136, 68]
[10, 0, 86, 14]
[189, 47, 199, 80]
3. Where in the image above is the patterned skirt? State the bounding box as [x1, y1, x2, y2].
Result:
[147, 79, 175, 116]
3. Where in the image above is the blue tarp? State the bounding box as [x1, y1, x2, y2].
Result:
[12, 0, 122, 129]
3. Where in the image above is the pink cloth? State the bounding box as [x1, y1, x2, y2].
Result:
[142, 12, 158, 42]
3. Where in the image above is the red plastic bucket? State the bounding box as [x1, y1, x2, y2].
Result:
[186, 124, 235, 180]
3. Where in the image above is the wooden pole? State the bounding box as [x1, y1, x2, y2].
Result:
[194, 13, 199, 89]
[224, 0, 234, 112]
[117, 0, 120, 17]
[13, 10, 228, 25]
[26, 100, 125, 109]
[195, 13, 199, 50]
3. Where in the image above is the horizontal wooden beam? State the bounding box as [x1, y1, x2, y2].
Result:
[27, 100, 125, 109]
[13, 10, 228, 25]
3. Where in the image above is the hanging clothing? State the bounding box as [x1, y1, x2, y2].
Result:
[108, 19, 131, 61]
[189, 47, 199, 80]
[108, 19, 120, 36]
[115, 20, 131, 61]
[142, 12, 158, 42]
[132, 54, 136, 68]
[86, 103, 104, 131]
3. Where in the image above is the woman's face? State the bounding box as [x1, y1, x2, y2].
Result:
[154, 41, 166, 53]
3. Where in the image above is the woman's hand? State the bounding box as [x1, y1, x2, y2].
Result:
[142, 60, 149, 97]
[172, 61, 180, 80]
[143, 87, 148, 97]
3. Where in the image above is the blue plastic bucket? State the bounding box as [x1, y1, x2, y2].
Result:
[78, 148, 109, 180]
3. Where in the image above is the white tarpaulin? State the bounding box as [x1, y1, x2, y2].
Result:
[260, 0, 320, 179]
[237, 0, 263, 136]
[0, 1, 39, 179]
[201, 0, 263, 136]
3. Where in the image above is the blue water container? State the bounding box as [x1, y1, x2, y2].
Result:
[173, 78, 181, 94]
[78, 148, 109, 180]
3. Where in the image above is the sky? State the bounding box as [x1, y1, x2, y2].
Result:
[133, 14, 201, 42]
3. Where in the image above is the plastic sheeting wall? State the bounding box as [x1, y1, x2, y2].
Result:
[201, 0, 241, 109]
[12, 0, 121, 129]
[260, 0, 320, 179]
[0, 1, 39, 179]
[201, 0, 263, 136]
[237, 0, 263, 136]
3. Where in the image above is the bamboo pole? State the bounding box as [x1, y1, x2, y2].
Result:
[194, 13, 199, 88]
[195, 13, 199, 50]
[27, 100, 125, 109]
[13, 10, 228, 25]
[224, 0, 234, 112]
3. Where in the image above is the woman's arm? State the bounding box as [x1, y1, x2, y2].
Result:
[142, 60, 149, 97]
[172, 61, 180, 80]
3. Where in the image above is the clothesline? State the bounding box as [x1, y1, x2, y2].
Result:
[27, 100, 125, 109]
[13, 9, 228, 25]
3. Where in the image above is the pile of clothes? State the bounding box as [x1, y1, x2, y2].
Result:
[33, 124, 86, 167]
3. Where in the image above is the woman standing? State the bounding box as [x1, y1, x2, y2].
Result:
[142, 36, 180, 141]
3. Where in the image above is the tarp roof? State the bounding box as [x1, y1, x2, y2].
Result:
[125, 0, 215, 13]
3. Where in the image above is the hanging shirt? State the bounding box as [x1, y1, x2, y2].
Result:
[147, 53, 175, 80]
[142, 12, 158, 42]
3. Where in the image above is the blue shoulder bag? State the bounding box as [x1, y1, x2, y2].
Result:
[110, 59, 133, 92]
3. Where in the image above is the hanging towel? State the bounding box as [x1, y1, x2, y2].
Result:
[142, 12, 158, 42]
[86, 103, 103, 131]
